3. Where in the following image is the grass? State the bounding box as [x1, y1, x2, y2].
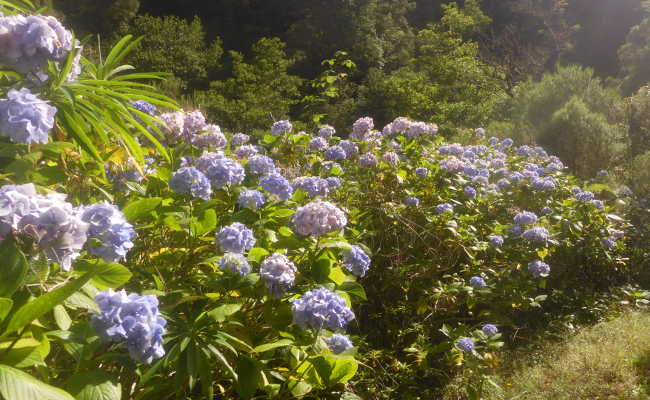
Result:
[444, 310, 650, 399]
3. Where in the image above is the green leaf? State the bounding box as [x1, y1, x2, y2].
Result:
[312, 355, 358, 386]
[235, 355, 262, 399]
[53, 306, 71, 331]
[0, 240, 28, 297]
[328, 267, 347, 286]
[66, 371, 121, 400]
[4, 272, 96, 336]
[122, 197, 162, 222]
[208, 304, 242, 323]
[191, 209, 217, 237]
[247, 248, 270, 264]
[0, 338, 49, 368]
[252, 339, 293, 353]
[0, 299, 13, 323]
[75, 261, 132, 290]
[312, 258, 332, 283]
[339, 282, 367, 301]
[0, 364, 75, 400]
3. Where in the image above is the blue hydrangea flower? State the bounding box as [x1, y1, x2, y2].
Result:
[309, 137, 328, 152]
[260, 253, 297, 298]
[456, 337, 475, 353]
[474, 127, 485, 137]
[532, 176, 556, 191]
[234, 144, 259, 158]
[488, 137, 499, 146]
[260, 173, 294, 201]
[291, 288, 355, 331]
[325, 146, 347, 161]
[129, 100, 156, 116]
[237, 190, 266, 210]
[415, 167, 429, 178]
[496, 178, 511, 190]
[489, 235, 504, 247]
[216, 223, 256, 253]
[382, 151, 399, 165]
[592, 199, 605, 210]
[352, 116, 374, 139]
[92, 289, 166, 364]
[482, 324, 498, 337]
[293, 176, 330, 198]
[81, 202, 136, 262]
[500, 138, 514, 148]
[339, 140, 359, 158]
[325, 334, 353, 354]
[272, 120, 292, 136]
[0, 88, 56, 144]
[464, 186, 477, 199]
[358, 153, 378, 168]
[230, 133, 250, 146]
[601, 237, 616, 249]
[541, 206, 553, 215]
[342, 245, 371, 277]
[247, 155, 276, 175]
[575, 191, 595, 202]
[182, 110, 207, 137]
[514, 211, 538, 226]
[169, 167, 212, 200]
[218, 252, 251, 275]
[191, 125, 227, 149]
[571, 186, 581, 194]
[195, 153, 246, 189]
[292, 200, 347, 237]
[469, 276, 487, 288]
[436, 203, 454, 214]
[318, 125, 336, 139]
[522, 226, 549, 242]
[528, 260, 550, 277]
[326, 177, 342, 190]
[404, 196, 419, 207]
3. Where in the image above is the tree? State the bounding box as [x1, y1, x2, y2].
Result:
[199, 38, 303, 133]
[53, 0, 140, 36]
[619, 14, 650, 94]
[119, 15, 222, 90]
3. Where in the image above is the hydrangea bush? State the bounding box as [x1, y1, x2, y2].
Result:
[0, 3, 636, 400]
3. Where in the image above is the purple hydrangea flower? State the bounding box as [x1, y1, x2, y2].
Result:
[230, 133, 250, 146]
[233, 144, 259, 158]
[601, 237, 616, 249]
[527, 260, 550, 277]
[129, 100, 156, 117]
[181, 110, 207, 137]
[489, 235, 504, 247]
[325, 334, 353, 354]
[541, 206, 553, 215]
[292, 200, 347, 237]
[500, 138, 514, 148]
[0, 88, 56, 144]
[482, 324, 498, 337]
[260, 173, 294, 200]
[318, 125, 336, 139]
[260, 253, 297, 298]
[474, 127, 486, 137]
[293, 176, 330, 198]
[325, 146, 347, 161]
[326, 177, 342, 190]
[464, 186, 477, 199]
[292, 288, 355, 331]
[272, 120, 292, 136]
[522, 226, 549, 242]
[358, 153, 378, 168]
[514, 211, 538, 226]
[592, 199, 605, 209]
[436, 203, 454, 214]
[383, 151, 399, 165]
[575, 191, 595, 203]
[81, 202, 136, 262]
[456, 337, 475, 353]
[469, 276, 487, 288]
[169, 167, 212, 200]
[532, 176, 556, 191]
[92, 289, 166, 364]
[195, 153, 246, 189]
[391, 117, 411, 134]
[158, 111, 185, 143]
[309, 136, 328, 152]
[415, 167, 429, 178]
[218, 252, 251, 275]
[247, 155, 276, 175]
[404, 196, 419, 207]
[351, 117, 374, 140]
[216, 222, 256, 253]
[339, 140, 359, 158]
[191, 125, 227, 149]
[342, 245, 371, 277]
[237, 190, 266, 210]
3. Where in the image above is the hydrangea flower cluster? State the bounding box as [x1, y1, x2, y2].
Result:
[292, 200, 347, 237]
[318, 125, 336, 139]
[182, 110, 207, 138]
[342, 245, 371, 277]
[489, 235, 504, 247]
[456, 337, 475, 353]
[514, 211, 538, 226]
[218, 252, 251, 275]
[528, 259, 550, 277]
[260, 253, 297, 298]
[237, 189, 266, 210]
[522, 226, 550, 243]
[195, 152, 246, 189]
[292, 176, 330, 198]
[464, 186, 477, 199]
[81, 202, 136, 262]
[169, 167, 212, 200]
[325, 146, 347, 161]
[415, 167, 429, 178]
[0, 88, 56, 144]
[309, 136, 328, 152]
[436, 203, 454, 214]
[482, 324, 498, 337]
[192, 125, 227, 149]
[158, 111, 185, 143]
[469, 276, 487, 288]
[230, 133, 250, 146]
[92, 289, 166, 364]
[358, 153, 378, 168]
[271, 120, 292, 136]
[0, 14, 74, 77]
[247, 155, 277, 175]
[325, 334, 353, 354]
[404, 196, 419, 207]
[234, 144, 259, 158]
[326, 177, 342, 190]
[292, 288, 355, 331]
[260, 173, 294, 200]
[351, 117, 374, 140]
[340, 140, 359, 158]
[216, 223, 256, 253]
[382, 151, 399, 165]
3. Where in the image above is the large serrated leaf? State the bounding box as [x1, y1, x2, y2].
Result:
[0, 364, 74, 400]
